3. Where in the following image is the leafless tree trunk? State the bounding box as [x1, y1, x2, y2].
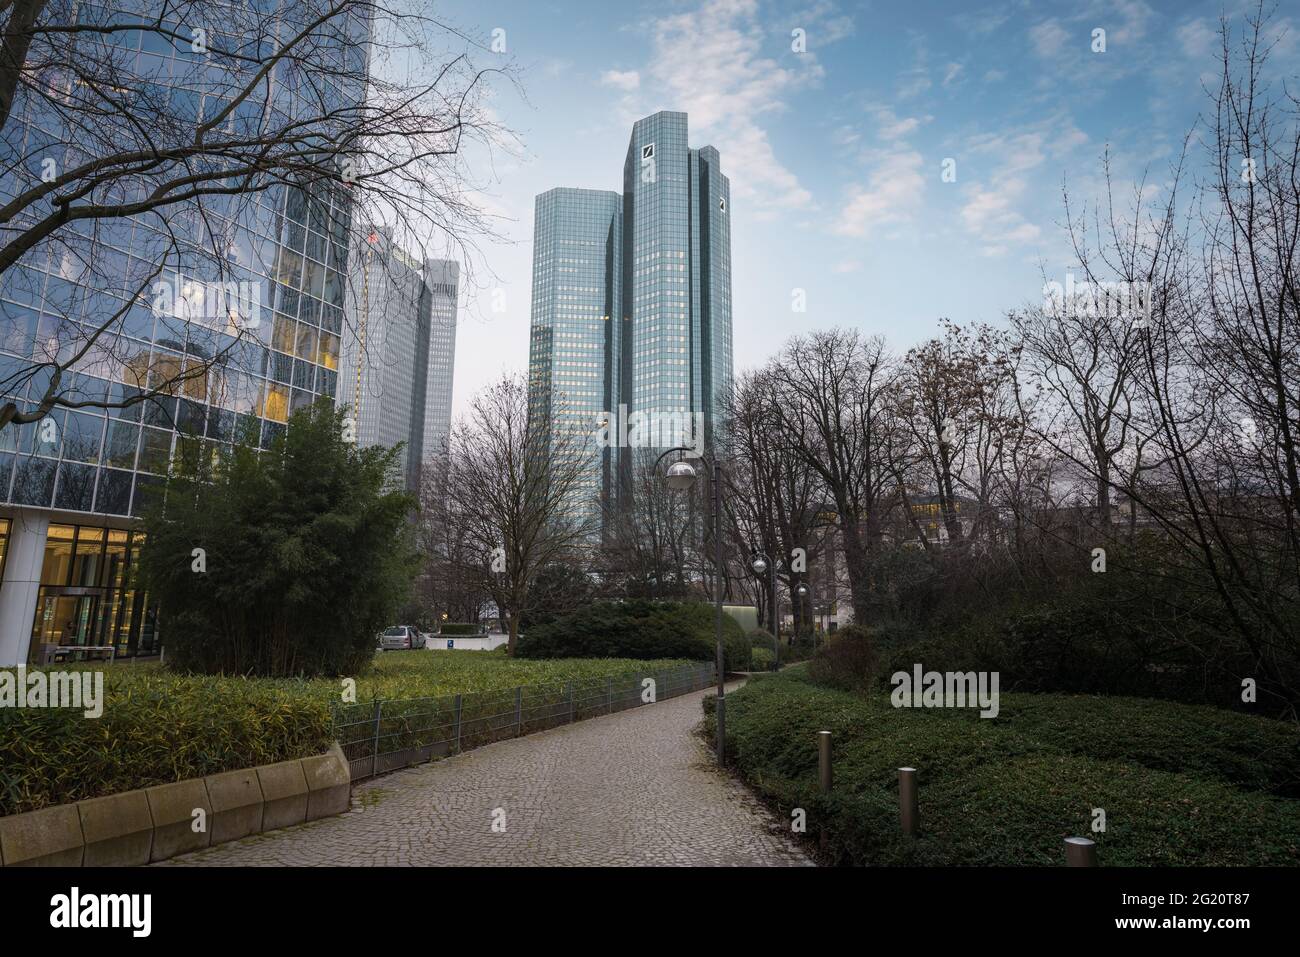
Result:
[766, 329, 898, 624]
[445, 374, 594, 656]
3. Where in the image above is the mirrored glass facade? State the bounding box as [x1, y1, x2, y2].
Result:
[339, 227, 459, 492]
[528, 112, 732, 525]
[0, 1, 372, 663]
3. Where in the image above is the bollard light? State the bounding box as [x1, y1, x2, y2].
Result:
[1065, 836, 1098, 867]
[818, 731, 833, 792]
[899, 767, 919, 836]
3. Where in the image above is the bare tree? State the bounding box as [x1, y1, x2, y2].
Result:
[1122, 7, 1300, 711]
[445, 374, 594, 655]
[893, 321, 1026, 551]
[726, 368, 831, 634]
[600, 449, 701, 600]
[766, 329, 898, 623]
[415, 463, 491, 625]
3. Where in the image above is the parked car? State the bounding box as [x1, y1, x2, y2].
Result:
[378, 625, 422, 651]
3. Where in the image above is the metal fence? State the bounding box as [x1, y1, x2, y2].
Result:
[333, 663, 718, 783]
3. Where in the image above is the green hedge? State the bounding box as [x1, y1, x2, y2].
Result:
[0, 673, 332, 817]
[709, 667, 1300, 865]
[516, 600, 750, 670]
[0, 653, 696, 816]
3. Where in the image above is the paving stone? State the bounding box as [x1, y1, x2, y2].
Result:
[159, 682, 812, 867]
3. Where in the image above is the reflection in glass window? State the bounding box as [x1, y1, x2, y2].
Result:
[61, 411, 104, 464]
[261, 383, 289, 423]
[103, 420, 139, 469]
[12, 456, 55, 506]
[55, 461, 96, 512]
[41, 524, 75, 585]
[317, 331, 339, 370]
[137, 427, 172, 473]
[95, 468, 133, 515]
[72, 524, 104, 585]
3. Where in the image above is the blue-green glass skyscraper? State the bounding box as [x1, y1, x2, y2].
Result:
[529, 112, 732, 522]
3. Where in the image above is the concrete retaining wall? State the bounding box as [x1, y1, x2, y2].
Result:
[0, 743, 351, 866]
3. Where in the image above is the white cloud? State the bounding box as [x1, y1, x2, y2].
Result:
[646, 0, 817, 210]
[601, 69, 641, 92]
[793, 0, 856, 44]
[1029, 20, 1068, 58]
[870, 106, 930, 141]
[960, 178, 1042, 255]
[942, 62, 965, 87]
[954, 114, 1090, 255]
[1110, 0, 1154, 45]
[831, 125, 861, 147]
[832, 150, 925, 237]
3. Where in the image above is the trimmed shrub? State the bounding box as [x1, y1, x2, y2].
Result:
[785, 633, 816, 663]
[710, 667, 1300, 865]
[0, 653, 697, 815]
[0, 672, 332, 817]
[515, 600, 750, 670]
[807, 625, 879, 692]
[439, 623, 485, 636]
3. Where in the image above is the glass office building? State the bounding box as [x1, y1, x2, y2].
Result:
[0, 2, 371, 664]
[527, 112, 732, 523]
[528, 188, 624, 517]
[339, 227, 459, 493]
[420, 259, 460, 470]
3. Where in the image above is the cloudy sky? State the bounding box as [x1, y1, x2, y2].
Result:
[424, 0, 1298, 416]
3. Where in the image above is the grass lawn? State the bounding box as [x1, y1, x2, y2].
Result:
[711, 665, 1300, 866]
[0, 650, 695, 816]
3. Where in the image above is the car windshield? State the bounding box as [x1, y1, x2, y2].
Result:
[382, 627, 405, 636]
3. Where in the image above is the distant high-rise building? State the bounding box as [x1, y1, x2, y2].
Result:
[340, 227, 458, 493]
[420, 260, 460, 466]
[527, 111, 732, 522]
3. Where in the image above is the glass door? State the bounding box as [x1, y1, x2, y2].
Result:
[31, 594, 100, 660]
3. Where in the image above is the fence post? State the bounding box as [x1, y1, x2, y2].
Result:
[818, 730, 833, 793]
[514, 686, 523, 736]
[568, 681, 575, 722]
[453, 694, 462, 753]
[370, 699, 382, 779]
[1065, 837, 1098, 867]
[607, 676, 613, 714]
[899, 767, 919, 836]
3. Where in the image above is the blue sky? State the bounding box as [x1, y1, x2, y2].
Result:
[425, 0, 1299, 415]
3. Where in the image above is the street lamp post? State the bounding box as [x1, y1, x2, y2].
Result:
[750, 552, 778, 670]
[796, 581, 810, 646]
[659, 448, 727, 764]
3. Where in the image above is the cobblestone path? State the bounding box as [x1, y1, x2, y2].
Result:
[162, 681, 814, 867]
